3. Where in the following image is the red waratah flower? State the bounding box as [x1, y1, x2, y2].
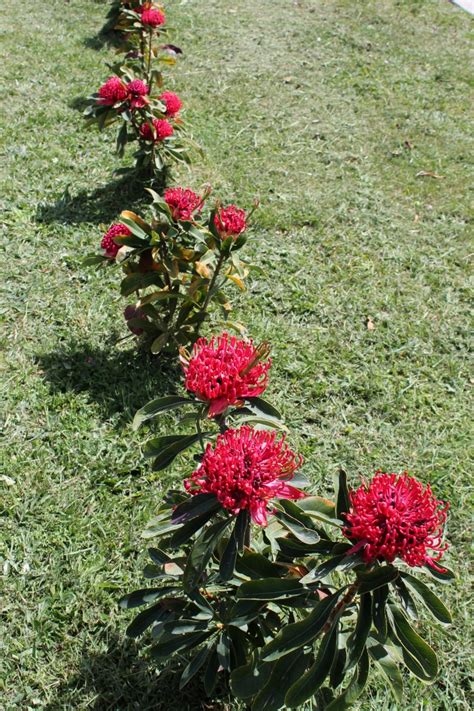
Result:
[139, 118, 174, 142]
[159, 91, 182, 117]
[181, 333, 271, 417]
[343, 471, 449, 570]
[101, 223, 132, 259]
[214, 204, 247, 239]
[126, 79, 150, 110]
[98, 76, 128, 106]
[185, 426, 305, 526]
[164, 187, 202, 222]
[140, 4, 165, 28]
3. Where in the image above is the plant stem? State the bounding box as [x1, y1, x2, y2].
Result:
[197, 253, 225, 334]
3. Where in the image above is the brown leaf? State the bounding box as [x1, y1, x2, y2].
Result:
[195, 261, 211, 279]
[366, 317, 375, 331]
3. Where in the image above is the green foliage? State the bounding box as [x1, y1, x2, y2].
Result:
[122, 483, 454, 710]
[88, 193, 254, 353]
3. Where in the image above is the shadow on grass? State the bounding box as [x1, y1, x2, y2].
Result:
[43, 634, 230, 711]
[35, 173, 149, 226]
[36, 341, 181, 423]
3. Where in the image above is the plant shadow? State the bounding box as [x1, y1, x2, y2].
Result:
[43, 633, 231, 710]
[36, 340, 181, 424]
[35, 173, 149, 226]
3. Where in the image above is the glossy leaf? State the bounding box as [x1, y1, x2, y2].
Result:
[179, 643, 212, 690]
[126, 602, 170, 638]
[119, 586, 178, 609]
[325, 649, 370, 710]
[231, 655, 273, 700]
[133, 395, 192, 430]
[245, 396, 282, 420]
[252, 648, 308, 711]
[203, 648, 219, 696]
[401, 573, 452, 625]
[367, 639, 403, 702]
[148, 433, 205, 471]
[345, 592, 372, 671]
[183, 517, 233, 591]
[356, 565, 399, 593]
[237, 578, 306, 602]
[336, 469, 350, 519]
[389, 604, 438, 681]
[150, 630, 213, 660]
[285, 625, 339, 707]
[301, 554, 359, 584]
[261, 592, 340, 661]
[171, 493, 219, 525]
[372, 584, 389, 637]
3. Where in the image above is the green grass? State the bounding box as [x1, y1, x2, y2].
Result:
[1, 0, 473, 708]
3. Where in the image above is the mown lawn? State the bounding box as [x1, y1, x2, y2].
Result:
[1, 0, 472, 708]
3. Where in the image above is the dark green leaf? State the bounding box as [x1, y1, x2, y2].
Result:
[230, 655, 273, 700]
[172, 493, 219, 525]
[150, 433, 205, 472]
[276, 510, 320, 545]
[220, 511, 248, 582]
[216, 632, 231, 670]
[83, 254, 107, 266]
[336, 469, 350, 519]
[150, 630, 213, 660]
[124, 271, 161, 297]
[356, 565, 399, 593]
[285, 625, 339, 707]
[236, 578, 305, 602]
[367, 639, 403, 702]
[133, 395, 192, 429]
[252, 648, 308, 711]
[393, 577, 418, 619]
[345, 593, 372, 671]
[228, 599, 265, 628]
[126, 602, 170, 638]
[183, 517, 233, 591]
[325, 649, 370, 710]
[179, 643, 211, 690]
[423, 564, 455, 583]
[301, 554, 359, 583]
[203, 648, 219, 696]
[260, 592, 340, 661]
[236, 551, 284, 579]
[119, 586, 178, 609]
[401, 573, 452, 625]
[388, 604, 438, 681]
[372, 584, 389, 637]
[243, 397, 282, 420]
[168, 508, 221, 548]
[148, 547, 171, 565]
[116, 121, 128, 157]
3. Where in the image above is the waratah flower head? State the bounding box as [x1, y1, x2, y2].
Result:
[343, 471, 449, 570]
[214, 204, 247, 239]
[98, 76, 128, 106]
[139, 118, 174, 142]
[181, 333, 271, 417]
[140, 4, 165, 28]
[101, 223, 132, 259]
[126, 79, 150, 110]
[159, 91, 182, 117]
[185, 426, 305, 526]
[164, 187, 202, 222]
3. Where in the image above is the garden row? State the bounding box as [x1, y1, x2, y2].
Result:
[82, 3, 455, 709]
